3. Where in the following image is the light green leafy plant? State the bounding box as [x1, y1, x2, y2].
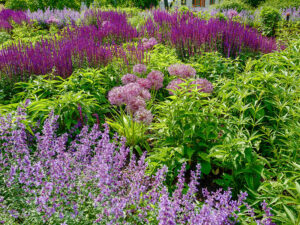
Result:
[106, 109, 151, 156]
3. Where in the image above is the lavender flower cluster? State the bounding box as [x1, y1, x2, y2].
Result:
[0, 9, 28, 31]
[0, 110, 274, 224]
[166, 64, 213, 95]
[143, 10, 279, 58]
[211, 8, 255, 23]
[26, 7, 82, 27]
[281, 7, 300, 21]
[108, 65, 164, 124]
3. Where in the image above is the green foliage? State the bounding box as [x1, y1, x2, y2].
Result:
[147, 44, 182, 72]
[150, 81, 225, 182]
[255, 162, 300, 224]
[189, 51, 241, 81]
[259, 0, 300, 9]
[6, 0, 81, 10]
[179, 6, 190, 13]
[5, 0, 27, 10]
[241, 0, 264, 7]
[216, 0, 252, 12]
[1, 68, 112, 131]
[277, 21, 300, 46]
[106, 109, 151, 156]
[214, 12, 227, 21]
[260, 6, 281, 37]
[210, 40, 300, 221]
[0, 31, 11, 45]
[93, 0, 158, 8]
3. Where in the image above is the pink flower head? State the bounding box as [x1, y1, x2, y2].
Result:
[148, 37, 158, 46]
[126, 97, 146, 113]
[190, 78, 214, 93]
[227, 9, 238, 20]
[142, 38, 148, 43]
[122, 82, 143, 101]
[167, 64, 196, 79]
[121, 73, 137, 85]
[133, 64, 147, 74]
[47, 16, 60, 24]
[147, 70, 164, 90]
[139, 89, 151, 100]
[108, 86, 125, 106]
[142, 37, 158, 49]
[137, 78, 152, 90]
[166, 78, 185, 95]
[134, 108, 153, 124]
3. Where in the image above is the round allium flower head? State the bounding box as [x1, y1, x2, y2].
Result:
[139, 88, 151, 100]
[166, 78, 185, 95]
[126, 97, 146, 113]
[134, 108, 153, 124]
[227, 9, 238, 20]
[143, 37, 158, 49]
[190, 78, 213, 93]
[122, 83, 143, 102]
[133, 64, 147, 74]
[148, 37, 158, 46]
[167, 64, 196, 79]
[142, 38, 148, 43]
[137, 78, 152, 90]
[121, 73, 137, 85]
[147, 71, 164, 90]
[108, 86, 125, 106]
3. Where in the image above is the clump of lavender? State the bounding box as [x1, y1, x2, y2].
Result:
[168, 64, 196, 79]
[26, 7, 82, 27]
[0, 111, 275, 224]
[281, 7, 300, 22]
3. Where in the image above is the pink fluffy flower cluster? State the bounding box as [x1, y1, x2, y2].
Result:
[166, 64, 213, 95]
[142, 37, 158, 49]
[108, 65, 164, 124]
[168, 64, 196, 79]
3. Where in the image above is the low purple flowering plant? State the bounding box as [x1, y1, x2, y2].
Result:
[0, 109, 275, 224]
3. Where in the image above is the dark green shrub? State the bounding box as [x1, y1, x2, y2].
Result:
[259, 0, 300, 9]
[131, 0, 158, 8]
[216, 0, 251, 12]
[6, 0, 81, 10]
[94, 0, 158, 8]
[242, 0, 264, 7]
[260, 6, 281, 37]
[5, 0, 28, 10]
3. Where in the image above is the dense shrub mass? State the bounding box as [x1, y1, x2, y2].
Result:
[0, 4, 299, 225]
